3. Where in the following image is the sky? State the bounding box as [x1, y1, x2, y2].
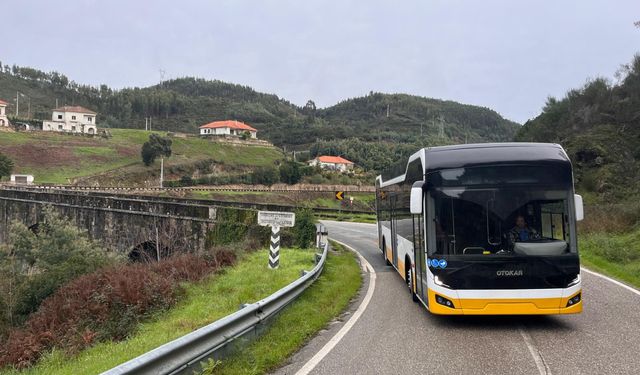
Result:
[1, 0, 638, 123]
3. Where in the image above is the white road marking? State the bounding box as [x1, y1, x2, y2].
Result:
[519, 326, 551, 375]
[581, 267, 640, 296]
[295, 239, 376, 375]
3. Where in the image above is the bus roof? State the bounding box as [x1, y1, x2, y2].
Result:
[378, 143, 571, 185]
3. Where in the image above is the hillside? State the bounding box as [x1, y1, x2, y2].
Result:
[516, 54, 640, 202]
[0, 129, 283, 185]
[0, 62, 521, 172]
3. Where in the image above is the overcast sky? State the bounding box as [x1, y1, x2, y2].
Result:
[1, 0, 638, 123]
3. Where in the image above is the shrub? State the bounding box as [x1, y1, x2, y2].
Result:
[0, 252, 235, 369]
[279, 161, 303, 184]
[0, 207, 117, 332]
[292, 209, 317, 249]
[250, 166, 279, 185]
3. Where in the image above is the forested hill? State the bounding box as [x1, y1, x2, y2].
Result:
[318, 93, 519, 144]
[0, 61, 519, 171]
[516, 54, 640, 201]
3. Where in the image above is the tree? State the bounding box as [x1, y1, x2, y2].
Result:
[303, 99, 317, 122]
[141, 134, 172, 166]
[279, 160, 302, 184]
[0, 153, 14, 180]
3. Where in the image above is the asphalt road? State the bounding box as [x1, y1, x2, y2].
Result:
[277, 221, 640, 375]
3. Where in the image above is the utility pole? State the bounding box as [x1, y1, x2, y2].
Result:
[386, 104, 390, 118]
[27, 97, 31, 119]
[15, 91, 19, 117]
[160, 156, 164, 188]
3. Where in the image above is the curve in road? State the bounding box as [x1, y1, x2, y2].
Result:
[282, 221, 640, 375]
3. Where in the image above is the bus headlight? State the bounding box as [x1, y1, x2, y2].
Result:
[566, 293, 581, 307]
[567, 274, 580, 287]
[434, 275, 451, 288]
[435, 294, 455, 308]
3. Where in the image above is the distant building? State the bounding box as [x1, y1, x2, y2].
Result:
[0, 99, 9, 127]
[199, 120, 257, 139]
[42, 106, 97, 134]
[10, 174, 34, 185]
[308, 156, 355, 172]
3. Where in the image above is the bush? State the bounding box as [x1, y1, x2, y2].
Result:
[279, 161, 303, 184]
[0, 207, 117, 332]
[293, 209, 317, 248]
[0, 252, 235, 369]
[250, 166, 279, 185]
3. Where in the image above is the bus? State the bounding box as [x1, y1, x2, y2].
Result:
[375, 143, 584, 315]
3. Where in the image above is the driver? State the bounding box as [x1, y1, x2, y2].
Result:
[508, 215, 540, 244]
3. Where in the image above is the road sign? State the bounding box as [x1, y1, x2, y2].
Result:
[258, 211, 295, 269]
[258, 211, 296, 228]
[335, 191, 344, 201]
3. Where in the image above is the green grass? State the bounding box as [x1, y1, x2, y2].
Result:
[0, 128, 282, 184]
[1, 248, 315, 375]
[204, 241, 362, 375]
[580, 228, 640, 289]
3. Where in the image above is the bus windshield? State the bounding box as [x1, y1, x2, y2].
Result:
[426, 166, 575, 257]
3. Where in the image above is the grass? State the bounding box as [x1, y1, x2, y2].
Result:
[579, 228, 640, 289]
[1, 248, 315, 375]
[204, 241, 362, 375]
[0, 128, 282, 184]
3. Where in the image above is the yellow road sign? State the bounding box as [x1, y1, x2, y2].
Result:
[335, 191, 344, 201]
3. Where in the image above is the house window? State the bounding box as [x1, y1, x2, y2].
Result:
[58, 125, 63, 130]
[87, 117, 92, 123]
[72, 126, 76, 132]
[72, 115, 76, 120]
[57, 114, 63, 120]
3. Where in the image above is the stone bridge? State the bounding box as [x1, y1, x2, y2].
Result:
[0, 188, 261, 258]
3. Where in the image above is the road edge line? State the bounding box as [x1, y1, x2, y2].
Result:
[518, 326, 551, 375]
[294, 238, 376, 375]
[581, 267, 640, 296]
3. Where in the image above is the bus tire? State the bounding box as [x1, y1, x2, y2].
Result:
[406, 259, 419, 302]
[382, 239, 391, 266]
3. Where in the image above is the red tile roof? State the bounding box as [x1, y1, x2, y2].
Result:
[317, 156, 354, 164]
[53, 106, 97, 114]
[199, 120, 257, 132]
[0, 99, 8, 105]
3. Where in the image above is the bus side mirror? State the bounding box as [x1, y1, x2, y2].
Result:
[574, 194, 584, 221]
[410, 181, 424, 214]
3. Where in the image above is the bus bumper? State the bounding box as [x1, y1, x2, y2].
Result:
[427, 288, 583, 315]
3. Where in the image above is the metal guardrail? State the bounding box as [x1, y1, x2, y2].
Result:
[102, 235, 329, 375]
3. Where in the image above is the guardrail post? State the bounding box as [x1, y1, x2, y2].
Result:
[316, 224, 328, 249]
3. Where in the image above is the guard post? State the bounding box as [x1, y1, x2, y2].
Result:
[258, 211, 295, 269]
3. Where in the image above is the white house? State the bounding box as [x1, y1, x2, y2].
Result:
[42, 106, 97, 134]
[308, 155, 355, 172]
[199, 120, 257, 139]
[0, 99, 9, 127]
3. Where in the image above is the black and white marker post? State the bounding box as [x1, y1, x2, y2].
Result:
[258, 211, 296, 270]
[269, 226, 281, 268]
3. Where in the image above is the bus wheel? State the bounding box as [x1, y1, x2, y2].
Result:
[382, 240, 391, 266]
[406, 263, 419, 302]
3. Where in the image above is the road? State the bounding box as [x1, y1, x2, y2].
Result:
[277, 221, 640, 375]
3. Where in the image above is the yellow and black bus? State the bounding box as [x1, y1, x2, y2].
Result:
[376, 143, 584, 315]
